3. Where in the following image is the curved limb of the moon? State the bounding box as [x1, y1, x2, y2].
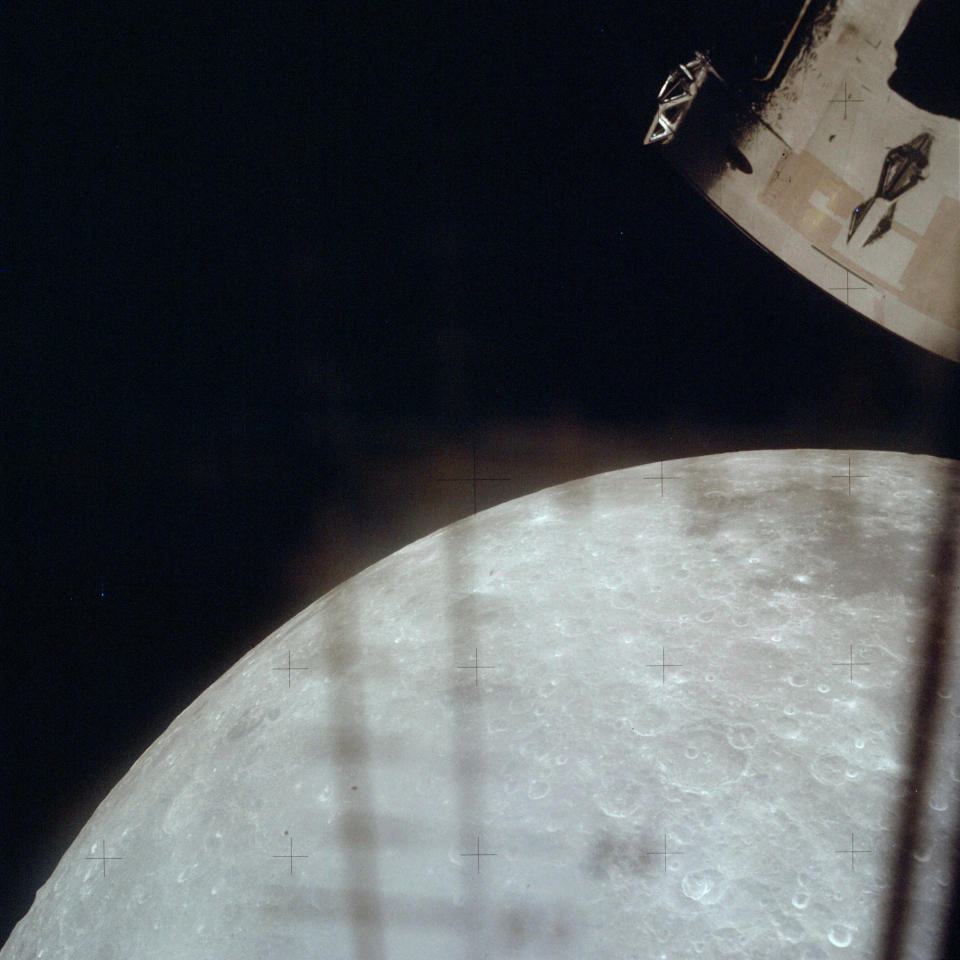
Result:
[2, 450, 959, 959]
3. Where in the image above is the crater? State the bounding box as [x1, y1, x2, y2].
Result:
[809, 752, 846, 786]
[528, 780, 550, 800]
[827, 922, 854, 948]
[773, 912, 805, 944]
[726, 722, 758, 750]
[657, 725, 747, 794]
[681, 867, 725, 904]
[597, 776, 645, 818]
[774, 715, 801, 739]
[630, 703, 671, 737]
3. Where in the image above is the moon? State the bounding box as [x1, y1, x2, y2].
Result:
[3, 450, 958, 959]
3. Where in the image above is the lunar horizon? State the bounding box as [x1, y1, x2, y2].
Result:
[3, 449, 958, 959]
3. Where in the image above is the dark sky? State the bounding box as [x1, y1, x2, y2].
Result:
[3, 0, 959, 945]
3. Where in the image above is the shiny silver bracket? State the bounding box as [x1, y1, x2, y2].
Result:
[643, 52, 715, 146]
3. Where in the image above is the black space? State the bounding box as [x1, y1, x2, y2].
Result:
[3, 0, 959, 946]
[889, 0, 960, 120]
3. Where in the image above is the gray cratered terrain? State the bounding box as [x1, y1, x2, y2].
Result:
[3, 450, 959, 959]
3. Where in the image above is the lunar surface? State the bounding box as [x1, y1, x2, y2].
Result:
[4, 450, 959, 959]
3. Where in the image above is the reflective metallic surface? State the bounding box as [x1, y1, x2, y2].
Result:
[643, 53, 715, 146]
[644, 1, 960, 362]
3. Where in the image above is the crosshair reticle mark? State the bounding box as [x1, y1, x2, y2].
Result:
[646, 647, 683, 684]
[829, 268, 869, 305]
[641, 461, 682, 496]
[434, 440, 511, 515]
[829, 80, 863, 120]
[644, 833, 684, 873]
[84, 839, 123, 878]
[460, 835, 497, 873]
[272, 831, 309, 875]
[831, 457, 868, 494]
[273, 650, 308, 687]
[836, 833, 872, 872]
[832, 644, 872, 682]
[811, 246, 873, 306]
[457, 647, 497, 686]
